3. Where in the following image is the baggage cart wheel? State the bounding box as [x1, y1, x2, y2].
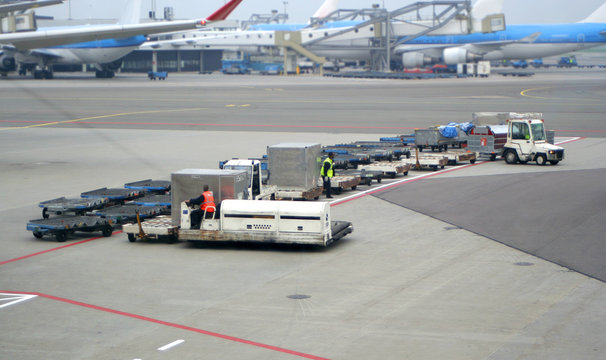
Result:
[351, 186, 357, 191]
[33, 231, 43, 239]
[549, 160, 559, 165]
[127, 233, 136, 242]
[42, 208, 49, 219]
[102, 225, 113, 237]
[470, 159, 476, 164]
[55, 231, 67, 242]
[167, 234, 178, 244]
[490, 154, 497, 161]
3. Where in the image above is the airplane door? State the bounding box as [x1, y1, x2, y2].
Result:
[577, 34, 585, 43]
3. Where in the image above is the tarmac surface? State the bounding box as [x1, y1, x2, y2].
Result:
[1, 68, 605, 360]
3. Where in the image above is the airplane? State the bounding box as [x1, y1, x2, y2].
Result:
[0, 0, 63, 14]
[142, 0, 606, 71]
[0, 0, 243, 78]
[141, 0, 504, 70]
[395, 0, 606, 68]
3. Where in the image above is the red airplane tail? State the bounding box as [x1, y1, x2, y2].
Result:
[207, 0, 244, 21]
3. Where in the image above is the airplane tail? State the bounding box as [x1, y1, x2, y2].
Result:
[471, 0, 504, 19]
[207, 0, 244, 21]
[579, 3, 606, 23]
[118, 0, 142, 25]
[312, 0, 340, 19]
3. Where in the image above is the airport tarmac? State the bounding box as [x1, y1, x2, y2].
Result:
[1, 70, 605, 359]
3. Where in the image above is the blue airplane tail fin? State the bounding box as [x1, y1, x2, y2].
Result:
[580, 3, 606, 23]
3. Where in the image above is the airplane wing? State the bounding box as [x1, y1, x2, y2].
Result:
[0, 0, 63, 14]
[394, 32, 541, 55]
[0, 0, 243, 51]
[0, 20, 206, 50]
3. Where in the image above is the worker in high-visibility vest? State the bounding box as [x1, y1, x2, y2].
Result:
[321, 152, 335, 198]
[186, 184, 216, 229]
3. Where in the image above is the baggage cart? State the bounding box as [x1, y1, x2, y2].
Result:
[124, 179, 171, 193]
[358, 162, 411, 178]
[415, 128, 464, 152]
[93, 204, 167, 224]
[330, 174, 361, 194]
[81, 188, 143, 204]
[130, 193, 171, 207]
[27, 215, 114, 242]
[340, 168, 383, 186]
[148, 71, 167, 80]
[122, 215, 178, 243]
[38, 196, 108, 218]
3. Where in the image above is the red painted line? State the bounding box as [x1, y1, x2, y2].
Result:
[553, 129, 606, 133]
[0, 290, 329, 360]
[0, 231, 121, 266]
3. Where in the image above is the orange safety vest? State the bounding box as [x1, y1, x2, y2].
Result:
[202, 191, 215, 212]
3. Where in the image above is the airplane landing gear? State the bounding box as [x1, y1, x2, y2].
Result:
[33, 69, 53, 79]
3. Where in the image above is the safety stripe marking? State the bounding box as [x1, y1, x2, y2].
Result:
[0, 231, 121, 266]
[158, 339, 185, 351]
[0, 290, 329, 360]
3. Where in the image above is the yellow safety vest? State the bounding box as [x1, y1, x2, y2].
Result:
[321, 157, 334, 177]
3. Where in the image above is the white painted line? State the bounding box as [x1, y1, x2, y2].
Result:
[555, 137, 582, 145]
[158, 339, 185, 351]
[332, 162, 480, 205]
[0, 293, 38, 309]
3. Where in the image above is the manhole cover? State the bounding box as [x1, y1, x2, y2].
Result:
[287, 294, 311, 300]
[514, 262, 534, 266]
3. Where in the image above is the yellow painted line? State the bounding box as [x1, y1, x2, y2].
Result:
[520, 86, 554, 99]
[0, 108, 206, 131]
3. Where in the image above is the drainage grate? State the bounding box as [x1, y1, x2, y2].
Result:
[514, 262, 534, 266]
[287, 294, 311, 300]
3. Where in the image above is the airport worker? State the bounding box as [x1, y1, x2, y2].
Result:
[185, 184, 216, 229]
[321, 152, 335, 199]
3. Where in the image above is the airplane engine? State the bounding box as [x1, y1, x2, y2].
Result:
[402, 52, 433, 68]
[443, 47, 482, 64]
[0, 54, 16, 72]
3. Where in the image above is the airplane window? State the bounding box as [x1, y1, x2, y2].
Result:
[182, 35, 185, 38]
[258, 34, 261, 38]
[325, 32, 328, 37]
[246, 35, 250, 38]
[309, 33, 313, 38]
[370, 27, 374, 31]
[270, 34, 273, 38]
[355, 29, 359, 33]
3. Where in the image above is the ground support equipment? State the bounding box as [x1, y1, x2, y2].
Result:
[330, 175, 361, 194]
[129, 193, 171, 207]
[122, 215, 177, 243]
[27, 215, 114, 242]
[340, 169, 383, 186]
[124, 179, 171, 193]
[358, 162, 411, 178]
[93, 204, 167, 224]
[81, 188, 143, 204]
[402, 155, 449, 171]
[38, 197, 109, 219]
[442, 151, 477, 165]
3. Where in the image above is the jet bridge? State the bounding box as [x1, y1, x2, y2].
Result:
[291, 0, 505, 71]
